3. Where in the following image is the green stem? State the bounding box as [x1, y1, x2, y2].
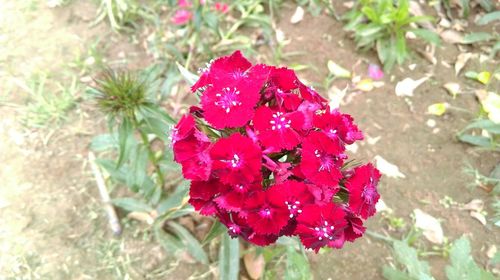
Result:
[135, 119, 166, 188]
[365, 230, 396, 243]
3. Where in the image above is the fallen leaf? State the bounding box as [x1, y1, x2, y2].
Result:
[327, 86, 347, 109]
[367, 135, 381, 145]
[414, 209, 444, 244]
[487, 245, 497, 259]
[477, 71, 491, 84]
[374, 155, 406, 178]
[127, 212, 155, 225]
[461, 199, 484, 212]
[440, 29, 464, 44]
[470, 211, 487, 226]
[243, 251, 265, 280]
[356, 79, 375, 92]
[327, 60, 351, 78]
[375, 198, 393, 213]
[290, 6, 304, 24]
[427, 103, 449, 116]
[443, 83, 461, 98]
[454, 53, 472, 75]
[395, 77, 429, 97]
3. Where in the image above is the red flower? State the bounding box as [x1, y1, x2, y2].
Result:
[313, 109, 363, 145]
[295, 203, 347, 252]
[253, 106, 304, 151]
[201, 81, 260, 129]
[191, 50, 252, 92]
[171, 9, 192, 25]
[210, 133, 262, 185]
[214, 183, 260, 212]
[267, 180, 314, 220]
[170, 114, 196, 144]
[189, 180, 222, 216]
[300, 131, 345, 187]
[214, 2, 229, 13]
[344, 210, 366, 242]
[244, 191, 290, 235]
[345, 164, 381, 219]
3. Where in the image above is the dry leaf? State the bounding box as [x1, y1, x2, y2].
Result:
[443, 82, 461, 98]
[244, 251, 265, 280]
[327, 86, 347, 109]
[440, 29, 464, 44]
[356, 79, 375, 92]
[427, 103, 449, 116]
[375, 198, 393, 214]
[414, 209, 444, 244]
[127, 212, 155, 225]
[487, 245, 497, 259]
[470, 211, 487, 226]
[290, 6, 304, 24]
[461, 199, 484, 212]
[374, 155, 406, 178]
[454, 52, 472, 75]
[327, 61, 351, 78]
[395, 77, 429, 97]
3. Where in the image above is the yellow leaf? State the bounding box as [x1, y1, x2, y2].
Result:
[327, 60, 351, 78]
[482, 92, 500, 123]
[477, 71, 491, 84]
[356, 79, 374, 92]
[427, 103, 449, 116]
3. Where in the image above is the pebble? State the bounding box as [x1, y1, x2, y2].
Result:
[426, 119, 436, 128]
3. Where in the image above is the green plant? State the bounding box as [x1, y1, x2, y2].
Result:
[343, 0, 440, 71]
[22, 73, 78, 128]
[383, 236, 496, 280]
[93, 0, 156, 32]
[89, 69, 211, 262]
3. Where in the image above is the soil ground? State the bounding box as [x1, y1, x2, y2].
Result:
[0, 1, 498, 279]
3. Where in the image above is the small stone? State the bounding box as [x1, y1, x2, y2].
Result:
[426, 119, 436, 128]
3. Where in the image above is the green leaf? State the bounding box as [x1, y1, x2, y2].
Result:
[154, 222, 184, 253]
[131, 144, 148, 190]
[491, 252, 500, 265]
[117, 118, 133, 168]
[384, 241, 434, 280]
[382, 266, 411, 280]
[457, 134, 492, 147]
[285, 246, 311, 280]
[462, 32, 493, 44]
[156, 180, 189, 215]
[460, 0, 470, 18]
[176, 62, 200, 86]
[476, 11, 500, 25]
[96, 158, 128, 183]
[90, 133, 117, 151]
[411, 29, 441, 46]
[111, 197, 153, 212]
[463, 119, 500, 134]
[168, 221, 209, 264]
[202, 220, 226, 245]
[478, 0, 494, 12]
[219, 232, 240, 280]
[446, 236, 495, 280]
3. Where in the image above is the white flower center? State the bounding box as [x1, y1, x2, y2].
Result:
[214, 87, 241, 113]
[270, 112, 291, 131]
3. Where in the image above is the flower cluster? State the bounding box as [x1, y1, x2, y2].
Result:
[172, 0, 229, 25]
[171, 51, 381, 252]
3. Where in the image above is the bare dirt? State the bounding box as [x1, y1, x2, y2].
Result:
[1, 1, 499, 280]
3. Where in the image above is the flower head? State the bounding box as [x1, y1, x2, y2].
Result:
[295, 204, 347, 252]
[171, 50, 381, 252]
[210, 133, 262, 185]
[172, 9, 192, 25]
[345, 164, 381, 219]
